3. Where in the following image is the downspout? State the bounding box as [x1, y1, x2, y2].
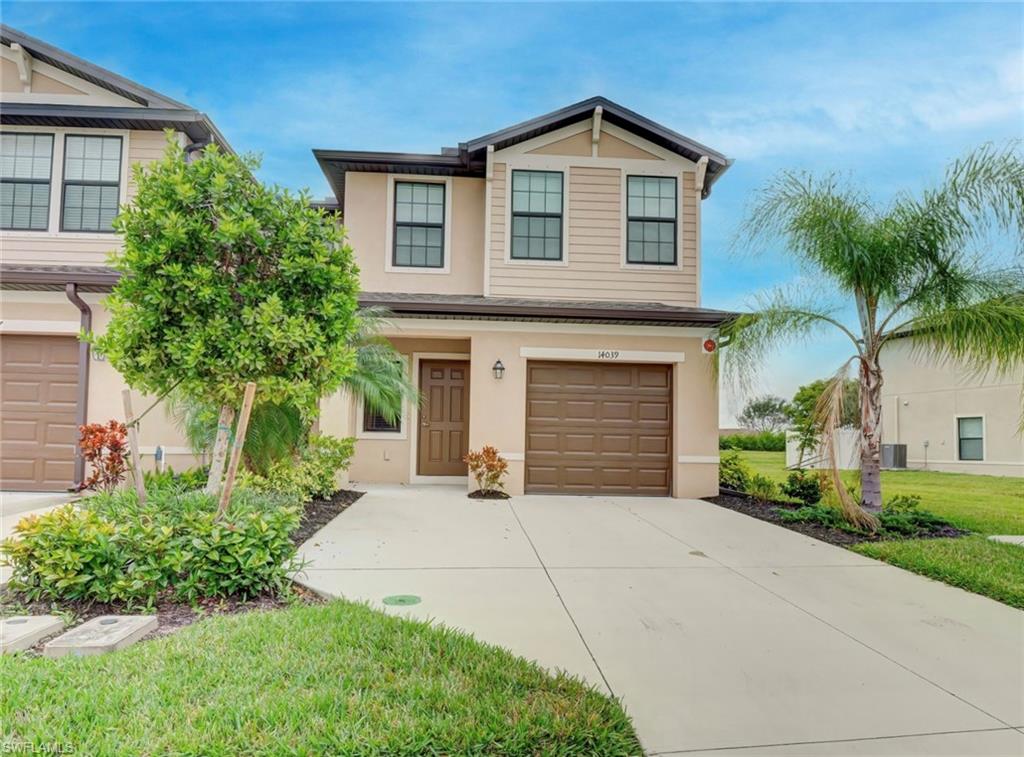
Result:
[65, 283, 91, 489]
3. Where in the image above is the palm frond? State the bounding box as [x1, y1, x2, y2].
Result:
[343, 307, 420, 422]
[718, 287, 860, 394]
[241, 402, 305, 475]
[814, 360, 878, 531]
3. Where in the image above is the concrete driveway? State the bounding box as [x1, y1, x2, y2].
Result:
[296, 485, 1024, 756]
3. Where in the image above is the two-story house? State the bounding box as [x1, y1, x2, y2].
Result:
[314, 97, 735, 497]
[0, 25, 229, 491]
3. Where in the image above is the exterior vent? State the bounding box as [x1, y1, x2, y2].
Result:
[881, 444, 907, 469]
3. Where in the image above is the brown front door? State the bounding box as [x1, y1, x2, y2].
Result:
[417, 360, 470, 476]
[1, 335, 80, 491]
[525, 361, 672, 495]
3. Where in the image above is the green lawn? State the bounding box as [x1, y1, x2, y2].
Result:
[0, 601, 640, 756]
[735, 451, 1024, 608]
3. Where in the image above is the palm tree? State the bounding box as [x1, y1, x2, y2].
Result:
[720, 143, 1024, 529]
[170, 306, 418, 471]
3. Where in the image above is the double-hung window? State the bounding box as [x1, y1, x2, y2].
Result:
[0, 133, 53, 231]
[393, 181, 444, 268]
[61, 134, 122, 232]
[511, 170, 562, 261]
[626, 176, 677, 265]
[957, 417, 984, 461]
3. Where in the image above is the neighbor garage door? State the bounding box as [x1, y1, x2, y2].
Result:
[525, 361, 672, 495]
[1, 335, 79, 491]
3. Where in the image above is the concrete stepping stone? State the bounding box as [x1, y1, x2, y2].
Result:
[1, 615, 64, 654]
[43, 615, 157, 659]
[988, 535, 1024, 547]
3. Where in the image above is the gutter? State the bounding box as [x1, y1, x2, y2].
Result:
[64, 283, 91, 490]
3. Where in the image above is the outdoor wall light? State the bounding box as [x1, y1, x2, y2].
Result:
[492, 360, 505, 379]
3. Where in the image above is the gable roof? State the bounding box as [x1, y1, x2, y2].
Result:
[0, 24, 232, 151]
[314, 96, 731, 207]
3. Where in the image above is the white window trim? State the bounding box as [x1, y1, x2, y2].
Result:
[620, 172, 686, 271]
[409, 351, 471, 485]
[954, 413, 985, 462]
[503, 165, 570, 267]
[0, 124, 130, 238]
[354, 354, 410, 440]
[383, 174, 453, 275]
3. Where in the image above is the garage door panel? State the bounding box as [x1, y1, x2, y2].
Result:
[1, 335, 80, 492]
[525, 361, 671, 495]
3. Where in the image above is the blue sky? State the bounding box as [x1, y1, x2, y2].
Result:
[6, 2, 1022, 420]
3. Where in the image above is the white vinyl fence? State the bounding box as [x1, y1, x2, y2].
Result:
[786, 429, 861, 470]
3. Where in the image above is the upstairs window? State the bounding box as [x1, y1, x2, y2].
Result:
[957, 417, 984, 461]
[394, 181, 445, 268]
[61, 135, 122, 232]
[0, 133, 53, 231]
[626, 176, 677, 265]
[511, 170, 562, 261]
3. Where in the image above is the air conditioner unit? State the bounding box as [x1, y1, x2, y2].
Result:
[881, 444, 907, 469]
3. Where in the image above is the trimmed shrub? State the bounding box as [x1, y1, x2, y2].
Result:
[719, 451, 752, 492]
[238, 434, 355, 501]
[781, 469, 822, 505]
[1, 488, 301, 606]
[144, 465, 208, 493]
[719, 431, 786, 452]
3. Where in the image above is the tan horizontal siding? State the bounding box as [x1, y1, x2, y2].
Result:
[488, 165, 700, 306]
[1, 129, 181, 266]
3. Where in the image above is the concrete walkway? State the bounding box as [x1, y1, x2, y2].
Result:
[296, 485, 1024, 756]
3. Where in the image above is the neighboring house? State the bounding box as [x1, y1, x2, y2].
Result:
[880, 337, 1024, 477]
[314, 97, 735, 497]
[0, 26, 229, 491]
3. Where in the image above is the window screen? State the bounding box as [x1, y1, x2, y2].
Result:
[626, 176, 677, 265]
[511, 170, 562, 260]
[394, 181, 444, 268]
[957, 417, 983, 461]
[62, 135, 122, 232]
[0, 133, 53, 231]
[363, 403, 401, 433]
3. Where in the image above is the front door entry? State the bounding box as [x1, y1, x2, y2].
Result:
[417, 360, 470, 476]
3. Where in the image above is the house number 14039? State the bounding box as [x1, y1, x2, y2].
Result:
[597, 350, 620, 360]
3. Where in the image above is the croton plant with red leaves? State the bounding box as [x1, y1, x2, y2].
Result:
[76, 420, 130, 493]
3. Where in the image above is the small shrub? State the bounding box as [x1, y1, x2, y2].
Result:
[747, 474, 779, 502]
[238, 434, 355, 501]
[144, 465, 208, 493]
[463, 446, 509, 495]
[76, 420, 129, 493]
[719, 431, 786, 452]
[719, 451, 752, 492]
[781, 469, 822, 505]
[885, 494, 922, 512]
[778, 505, 856, 531]
[777, 502, 956, 538]
[1, 488, 301, 606]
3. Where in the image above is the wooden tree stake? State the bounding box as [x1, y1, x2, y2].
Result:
[217, 382, 257, 517]
[122, 390, 147, 504]
[204, 405, 236, 495]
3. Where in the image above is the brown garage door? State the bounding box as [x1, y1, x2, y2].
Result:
[1, 335, 79, 491]
[525, 361, 672, 495]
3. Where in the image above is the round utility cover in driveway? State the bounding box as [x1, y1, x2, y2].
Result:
[382, 595, 421, 606]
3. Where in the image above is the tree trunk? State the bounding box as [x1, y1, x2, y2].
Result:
[204, 404, 235, 495]
[859, 353, 884, 513]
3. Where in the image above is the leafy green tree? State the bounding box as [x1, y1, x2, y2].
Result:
[96, 136, 361, 494]
[786, 379, 859, 462]
[737, 395, 790, 432]
[721, 143, 1024, 528]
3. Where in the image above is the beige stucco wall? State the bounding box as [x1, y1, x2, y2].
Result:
[342, 172, 485, 295]
[337, 319, 719, 498]
[880, 339, 1024, 476]
[0, 128, 178, 266]
[0, 292, 200, 474]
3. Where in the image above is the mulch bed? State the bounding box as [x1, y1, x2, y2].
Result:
[290, 488, 364, 546]
[705, 491, 966, 547]
[468, 489, 511, 500]
[2, 489, 364, 656]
